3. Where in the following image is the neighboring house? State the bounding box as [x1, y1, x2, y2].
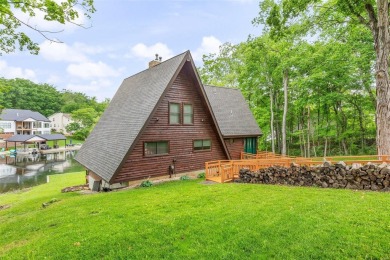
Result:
[76, 51, 262, 190]
[49, 112, 74, 135]
[0, 109, 51, 135]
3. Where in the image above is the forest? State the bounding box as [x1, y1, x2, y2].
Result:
[0, 78, 109, 140]
[198, 1, 379, 157]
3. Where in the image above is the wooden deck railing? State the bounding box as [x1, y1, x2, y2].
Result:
[207, 152, 390, 183]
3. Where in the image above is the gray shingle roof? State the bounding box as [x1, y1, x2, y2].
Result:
[38, 134, 66, 140]
[5, 135, 37, 142]
[75, 51, 189, 182]
[0, 109, 50, 122]
[203, 85, 262, 137]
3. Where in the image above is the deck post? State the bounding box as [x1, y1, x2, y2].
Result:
[205, 162, 208, 179]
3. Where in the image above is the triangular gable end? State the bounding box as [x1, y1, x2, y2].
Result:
[182, 52, 231, 160]
[109, 51, 230, 183]
[75, 52, 188, 183]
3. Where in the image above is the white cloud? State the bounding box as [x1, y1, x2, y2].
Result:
[67, 61, 120, 80]
[192, 36, 222, 61]
[40, 40, 88, 63]
[66, 79, 114, 101]
[72, 42, 109, 55]
[0, 61, 37, 81]
[46, 75, 61, 84]
[128, 42, 174, 60]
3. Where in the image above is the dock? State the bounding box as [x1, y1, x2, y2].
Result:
[39, 145, 81, 154]
[0, 145, 82, 156]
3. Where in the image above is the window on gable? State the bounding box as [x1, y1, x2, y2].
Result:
[193, 139, 211, 151]
[169, 103, 180, 124]
[144, 141, 169, 156]
[183, 104, 193, 124]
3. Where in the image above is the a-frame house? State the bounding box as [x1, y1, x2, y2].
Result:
[75, 51, 261, 190]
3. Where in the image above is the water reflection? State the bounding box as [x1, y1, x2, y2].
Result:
[0, 151, 84, 193]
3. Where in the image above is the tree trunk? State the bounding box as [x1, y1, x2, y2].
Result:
[307, 107, 311, 158]
[323, 137, 327, 157]
[374, 0, 390, 155]
[281, 69, 288, 155]
[270, 89, 275, 153]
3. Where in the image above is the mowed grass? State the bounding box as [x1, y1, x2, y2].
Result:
[1, 172, 390, 259]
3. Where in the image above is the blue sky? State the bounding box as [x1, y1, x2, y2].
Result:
[2, 0, 263, 101]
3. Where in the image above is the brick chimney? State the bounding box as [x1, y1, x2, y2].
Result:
[149, 54, 162, 68]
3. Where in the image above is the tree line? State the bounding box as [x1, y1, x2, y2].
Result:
[199, 1, 380, 157]
[0, 78, 109, 140]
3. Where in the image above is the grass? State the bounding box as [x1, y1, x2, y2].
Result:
[1, 172, 390, 259]
[45, 137, 84, 147]
[23, 137, 84, 148]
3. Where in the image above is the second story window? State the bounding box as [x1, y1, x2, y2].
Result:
[169, 103, 180, 124]
[183, 104, 193, 124]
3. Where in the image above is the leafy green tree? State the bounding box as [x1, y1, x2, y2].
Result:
[0, 78, 62, 116]
[254, 0, 390, 155]
[65, 122, 81, 133]
[71, 107, 97, 129]
[0, 0, 95, 54]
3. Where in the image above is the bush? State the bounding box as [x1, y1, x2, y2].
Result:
[180, 175, 190, 181]
[140, 180, 153, 187]
[197, 172, 205, 179]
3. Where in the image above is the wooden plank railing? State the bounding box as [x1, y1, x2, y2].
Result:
[207, 152, 390, 183]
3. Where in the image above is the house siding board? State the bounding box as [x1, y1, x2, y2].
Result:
[114, 66, 227, 182]
[224, 138, 244, 160]
[75, 52, 188, 182]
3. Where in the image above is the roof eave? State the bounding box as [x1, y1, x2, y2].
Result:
[222, 133, 262, 139]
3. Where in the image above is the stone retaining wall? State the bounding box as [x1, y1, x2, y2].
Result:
[238, 161, 390, 191]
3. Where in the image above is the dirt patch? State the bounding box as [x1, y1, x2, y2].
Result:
[0, 204, 11, 211]
[61, 185, 89, 193]
[200, 180, 219, 185]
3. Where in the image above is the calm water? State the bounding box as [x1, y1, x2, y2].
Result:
[0, 151, 84, 193]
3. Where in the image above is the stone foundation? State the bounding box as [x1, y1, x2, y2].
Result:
[238, 161, 390, 192]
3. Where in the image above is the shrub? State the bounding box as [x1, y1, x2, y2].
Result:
[197, 172, 205, 179]
[180, 175, 190, 181]
[140, 180, 153, 187]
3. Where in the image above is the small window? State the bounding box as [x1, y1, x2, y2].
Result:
[144, 141, 169, 156]
[169, 103, 180, 124]
[183, 104, 193, 124]
[194, 139, 211, 151]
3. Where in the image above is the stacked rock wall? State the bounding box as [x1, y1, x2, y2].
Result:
[238, 162, 390, 191]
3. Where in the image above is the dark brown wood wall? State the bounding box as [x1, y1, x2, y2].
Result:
[114, 63, 228, 182]
[224, 138, 244, 160]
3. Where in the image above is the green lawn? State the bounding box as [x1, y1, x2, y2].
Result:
[24, 137, 84, 148]
[0, 172, 389, 259]
[46, 137, 84, 147]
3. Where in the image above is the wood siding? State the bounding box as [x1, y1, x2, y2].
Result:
[114, 63, 227, 182]
[224, 138, 244, 160]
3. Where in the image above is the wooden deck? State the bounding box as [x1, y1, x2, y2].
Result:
[205, 152, 390, 183]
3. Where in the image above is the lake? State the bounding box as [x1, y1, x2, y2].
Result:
[0, 151, 84, 193]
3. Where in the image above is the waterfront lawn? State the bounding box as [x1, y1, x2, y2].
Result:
[46, 137, 84, 147]
[1, 172, 389, 259]
[25, 137, 84, 148]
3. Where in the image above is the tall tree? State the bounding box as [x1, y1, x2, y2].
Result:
[255, 0, 390, 155]
[0, 0, 95, 54]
